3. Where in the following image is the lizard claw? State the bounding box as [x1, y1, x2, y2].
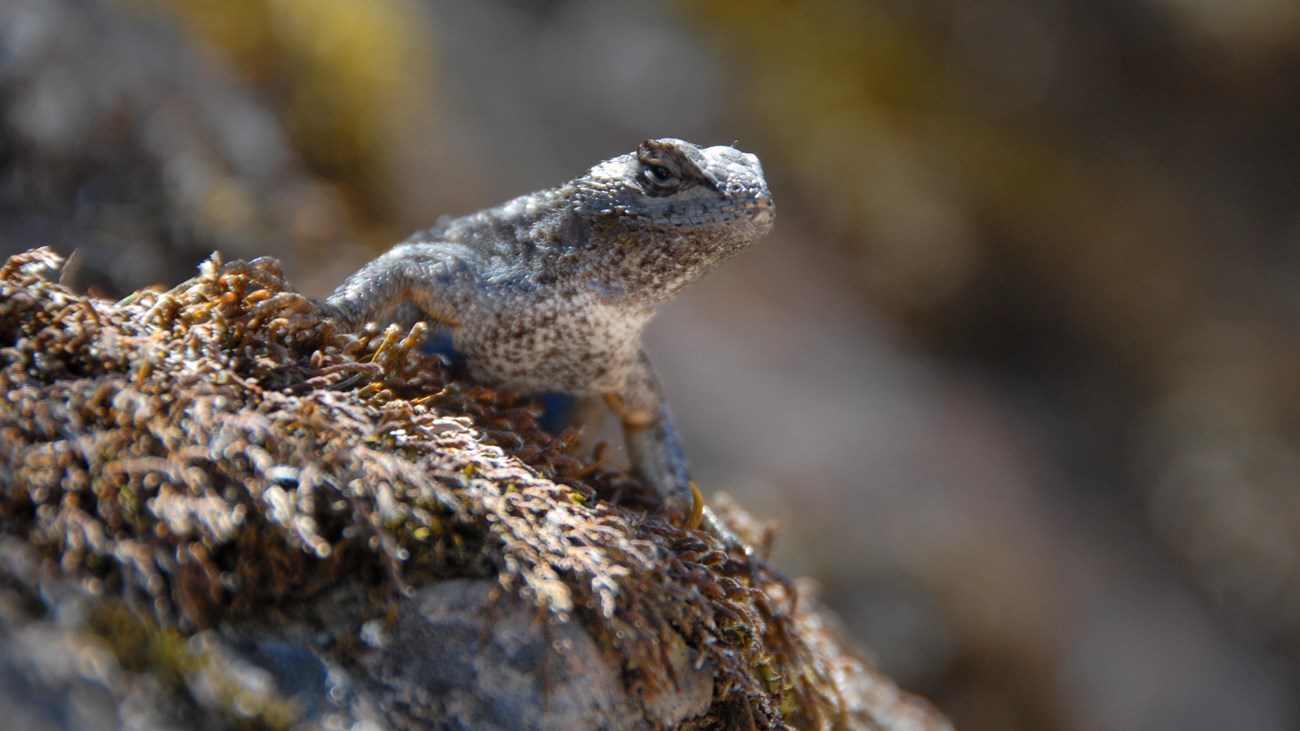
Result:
[656, 480, 706, 531]
[685, 481, 705, 531]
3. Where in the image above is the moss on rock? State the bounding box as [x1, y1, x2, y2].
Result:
[0, 247, 947, 730]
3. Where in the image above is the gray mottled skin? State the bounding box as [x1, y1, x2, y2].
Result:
[323, 139, 774, 524]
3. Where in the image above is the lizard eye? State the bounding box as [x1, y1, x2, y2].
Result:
[641, 162, 680, 192]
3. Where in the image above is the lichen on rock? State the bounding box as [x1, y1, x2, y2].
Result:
[0, 247, 948, 730]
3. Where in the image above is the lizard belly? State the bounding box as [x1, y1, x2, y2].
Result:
[453, 297, 645, 395]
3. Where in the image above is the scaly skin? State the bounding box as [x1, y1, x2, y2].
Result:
[324, 139, 774, 526]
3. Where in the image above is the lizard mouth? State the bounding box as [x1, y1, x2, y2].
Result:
[651, 195, 775, 228]
[593, 189, 775, 234]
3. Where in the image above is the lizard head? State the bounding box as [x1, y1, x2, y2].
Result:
[572, 139, 775, 302]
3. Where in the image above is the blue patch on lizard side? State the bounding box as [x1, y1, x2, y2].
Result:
[423, 333, 576, 433]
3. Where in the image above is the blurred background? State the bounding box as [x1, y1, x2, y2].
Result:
[3, 0, 1298, 728]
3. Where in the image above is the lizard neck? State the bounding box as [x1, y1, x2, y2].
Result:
[573, 220, 754, 308]
[431, 184, 756, 310]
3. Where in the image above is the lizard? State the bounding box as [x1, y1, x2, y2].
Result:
[321, 138, 774, 530]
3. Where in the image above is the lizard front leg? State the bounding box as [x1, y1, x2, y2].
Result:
[604, 352, 702, 528]
[322, 241, 474, 331]
[607, 354, 758, 550]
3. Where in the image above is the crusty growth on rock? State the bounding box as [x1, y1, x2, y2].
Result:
[0, 248, 948, 730]
[325, 139, 775, 523]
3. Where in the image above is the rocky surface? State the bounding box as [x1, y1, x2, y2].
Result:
[0, 0, 346, 296]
